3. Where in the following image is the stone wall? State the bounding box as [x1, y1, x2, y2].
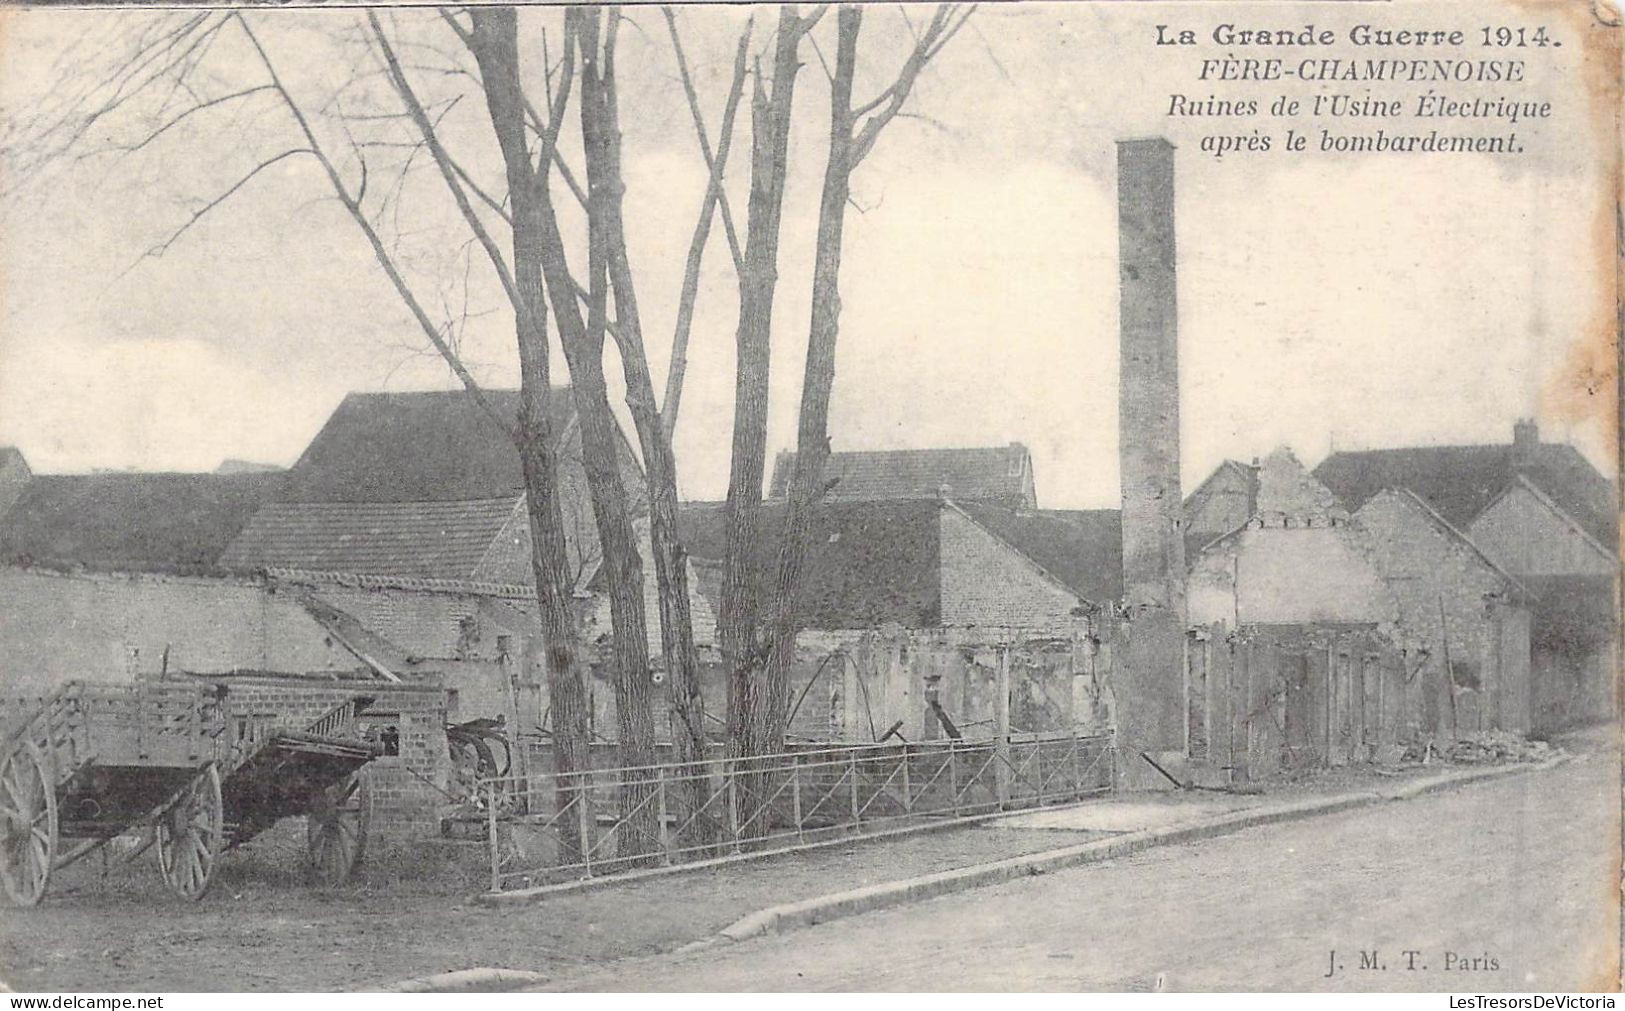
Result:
[0, 567, 355, 693]
[1468, 482, 1615, 578]
[1355, 490, 1533, 734]
[1188, 521, 1396, 629]
[938, 506, 1085, 629]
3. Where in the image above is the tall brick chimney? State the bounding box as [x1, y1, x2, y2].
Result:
[1115, 137, 1188, 789]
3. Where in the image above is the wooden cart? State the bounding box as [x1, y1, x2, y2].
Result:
[0, 680, 383, 907]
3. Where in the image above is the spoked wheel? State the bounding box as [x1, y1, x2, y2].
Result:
[306, 771, 369, 886]
[0, 744, 58, 907]
[157, 764, 223, 901]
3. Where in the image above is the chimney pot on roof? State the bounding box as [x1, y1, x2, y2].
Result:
[1512, 418, 1538, 466]
[938, 482, 953, 501]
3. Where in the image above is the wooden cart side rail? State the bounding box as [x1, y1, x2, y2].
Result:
[2, 682, 225, 778]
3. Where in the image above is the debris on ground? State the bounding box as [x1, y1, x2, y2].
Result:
[1401, 732, 1556, 766]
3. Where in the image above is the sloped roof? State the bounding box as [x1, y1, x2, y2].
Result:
[1314, 441, 1615, 547]
[769, 445, 1032, 505]
[280, 388, 587, 503]
[220, 498, 520, 580]
[0, 447, 28, 473]
[679, 500, 943, 628]
[955, 504, 1122, 604]
[0, 472, 281, 573]
[1182, 458, 1258, 514]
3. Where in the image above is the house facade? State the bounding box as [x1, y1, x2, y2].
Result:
[1353, 489, 1534, 734]
[1315, 420, 1616, 729]
[677, 496, 1117, 742]
[1188, 448, 1395, 631]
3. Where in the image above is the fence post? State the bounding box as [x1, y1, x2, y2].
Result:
[486, 777, 500, 893]
[727, 762, 741, 855]
[576, 773, 593, 877]
[1035, 738, 1046, 805]
[949, 742, 960, 817]
[1070, 733, 1082, 799]
[791, 761, 804, 842]
[849, 748, 860, 829]
[900, 743, 912, 814]
[995, 645, 1012, 809]
[656, 767, 671, 866]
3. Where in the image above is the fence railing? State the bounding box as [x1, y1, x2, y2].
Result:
[479, 731, 1113, 892]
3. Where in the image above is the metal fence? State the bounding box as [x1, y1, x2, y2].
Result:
[479, 731, 1113, 892]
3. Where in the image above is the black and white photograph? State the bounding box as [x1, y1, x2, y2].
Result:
[0, 0, 1618, 994]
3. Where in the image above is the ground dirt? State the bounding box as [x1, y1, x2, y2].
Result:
[0, 808, 1104, 991]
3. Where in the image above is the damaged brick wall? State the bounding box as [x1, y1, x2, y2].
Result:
[213, 677, 450, 840]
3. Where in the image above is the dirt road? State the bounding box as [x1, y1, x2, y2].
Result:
[544, 751, 1621, 992]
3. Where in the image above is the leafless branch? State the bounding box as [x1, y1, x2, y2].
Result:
[368, 11, 520, 309]
[662, 7, 747, 273]
[848, 4, 974, 167]
[114, 85, 276, 156]
[661, 8, 752, 431]
[233, 12, 508, 434]
[140, 147, 313, 261]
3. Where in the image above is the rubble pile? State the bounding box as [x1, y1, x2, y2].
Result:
[1442, 730, 1555, 765]
[1396, 731, 1556, 765]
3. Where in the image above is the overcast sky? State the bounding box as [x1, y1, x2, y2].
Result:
[0, 1, 1615, 508]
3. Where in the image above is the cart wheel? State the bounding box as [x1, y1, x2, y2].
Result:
[0, 744, 57, 907]
[157, 764, 222, 901]
[307, 771, 369, 886]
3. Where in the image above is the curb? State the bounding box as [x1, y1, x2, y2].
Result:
[711, 756, 1563, 943]
[379, 968, 551, 993]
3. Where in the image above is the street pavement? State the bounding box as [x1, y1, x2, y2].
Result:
[542, 745, 1621, 991]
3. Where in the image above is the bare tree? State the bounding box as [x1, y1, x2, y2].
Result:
[720, 4, 975, 763]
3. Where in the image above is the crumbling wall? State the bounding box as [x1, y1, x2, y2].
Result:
[1354, 490, 1533, 735]
[211, 676, 450, 840]
[0, 567, 354, 692]
[788, 625, 1108, 744]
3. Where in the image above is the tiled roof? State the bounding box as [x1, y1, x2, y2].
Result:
[0, 472, 281, 573]
[220, 498, 521, 580]
[282, 388, 616, 503]
[1313, 441, 1615, 548]
[679, 500, 944, 628]
[769, 445, 1033, 506]
[955, 504, 1123, 604]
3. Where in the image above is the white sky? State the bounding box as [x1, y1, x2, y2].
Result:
[0, 1, 1615, 509]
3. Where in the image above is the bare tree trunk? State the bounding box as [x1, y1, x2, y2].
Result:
[577, 5, 716, 848]
[762, 6, 861, 750]
[721, 6, 806, 765]
[464, 7, 594, 861]
[496, 5, 657, 866]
